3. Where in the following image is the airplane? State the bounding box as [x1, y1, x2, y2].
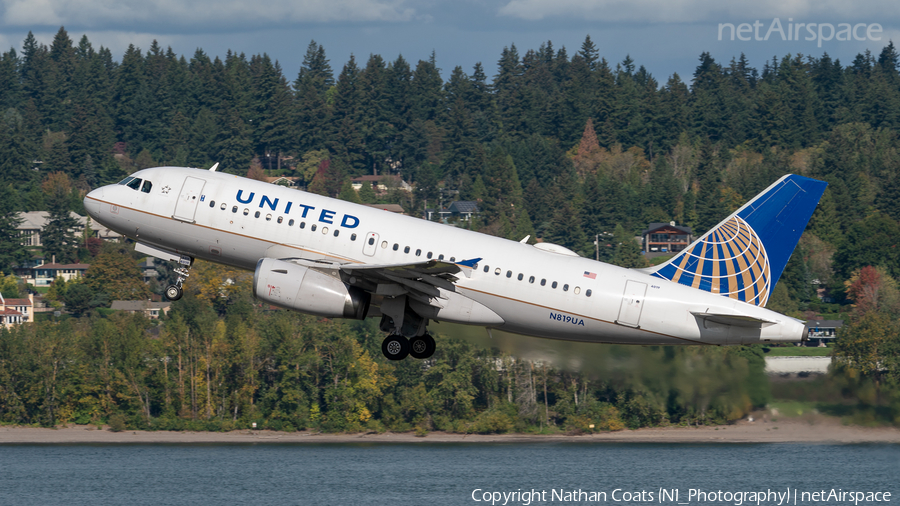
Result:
[83, 165, 827, 361]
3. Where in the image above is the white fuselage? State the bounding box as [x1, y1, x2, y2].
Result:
[84, 167, 806, 346]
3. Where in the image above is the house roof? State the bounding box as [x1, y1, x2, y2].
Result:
[448, 201, 479, 213]
[351, 175, 403, 183]
[2, 298, 32, 307]
[111, 300, 172, 311]
[364, 204, 405, 214]
[38, 263, 91, 270]
[0, 308, 23, 316]
[642, 223, 692, 235]
[805, 320, 844, 328]
[16, 211, 88, 230]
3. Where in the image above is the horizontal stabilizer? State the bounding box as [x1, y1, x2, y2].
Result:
[691, 312, 775, 327]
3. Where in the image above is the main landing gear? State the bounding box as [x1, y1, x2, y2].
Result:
[381, 333, 435, 361]
[164, 255, 194, 301]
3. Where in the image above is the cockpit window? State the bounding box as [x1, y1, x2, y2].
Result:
[126, 178, 142, 190]
[140, 181, 152, 193]
[118, 176, 135, 186]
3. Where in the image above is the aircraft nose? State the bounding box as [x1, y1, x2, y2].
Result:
[84, 187, 104, 220]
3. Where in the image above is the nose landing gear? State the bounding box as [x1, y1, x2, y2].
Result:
[164, 255, 194, 301]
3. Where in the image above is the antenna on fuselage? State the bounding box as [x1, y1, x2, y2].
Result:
[209, 162, 219, 172]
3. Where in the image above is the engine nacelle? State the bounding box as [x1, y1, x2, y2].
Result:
[253, 258, 370, 319]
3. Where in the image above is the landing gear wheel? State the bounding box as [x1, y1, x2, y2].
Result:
[164, 284, 183, 301]
[409, 334, 436, 360]
[382, 335, 410, 360]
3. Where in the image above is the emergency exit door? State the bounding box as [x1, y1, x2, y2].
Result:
[173, 177, 206, 222]
[616, 280, 647, 328]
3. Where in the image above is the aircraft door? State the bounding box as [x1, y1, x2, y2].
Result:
[362, 232, 379, 256]
[173, 177, 206, 223]
[616, 280, 647, 328]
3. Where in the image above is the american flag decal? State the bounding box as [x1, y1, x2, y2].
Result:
[583, 271, 596, 279]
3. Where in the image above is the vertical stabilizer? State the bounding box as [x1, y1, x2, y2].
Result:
[648, 174, 827, 307]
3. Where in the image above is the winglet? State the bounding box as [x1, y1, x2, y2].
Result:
[209, 162, 219, 172]
[456, 257, 481, 268]
[519, 235, 530, 244]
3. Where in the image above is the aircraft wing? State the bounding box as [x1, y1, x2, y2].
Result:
[275, 256, 481, 308]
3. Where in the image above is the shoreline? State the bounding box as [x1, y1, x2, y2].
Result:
[2, 415, 900, 444]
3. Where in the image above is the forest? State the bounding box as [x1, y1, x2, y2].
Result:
[1, 27, 900, 431]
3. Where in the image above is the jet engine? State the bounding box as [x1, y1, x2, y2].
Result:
[253, 258, 370, 319]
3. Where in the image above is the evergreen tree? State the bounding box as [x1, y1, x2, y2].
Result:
[41, 174, 80, 264]
[0, 184, 29, 274]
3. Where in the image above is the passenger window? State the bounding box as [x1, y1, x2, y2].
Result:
[300, 222, 306, 229]
[277, 216, 283, 224]
[311, 224, 317, 231]
[232, 206, 238, 213]
[494, 268, 500, 275]
[574, 287, 581, 295]
[541, 279, 546, 286]
[243, 208, 249, 216]
[563, 284, 569, 292]
[517, 273, 523, 281]
[506, 270, 512, 278]
[265, 214, 272, 221]
[381, 241, 388, 248]
[368, 237, 375, 245]
[334, 230, 340, 237]
[322, 227, 328, 234]
[404, 246, 410, 254]
[438, 254, 444, 260]
[209, 200, 216, 208]
[427, 252, 433, 259]
[529, 276, 535, 283]
[393, 244, 399, 251]
[351, 233, 357, 241]
[450, 257, 455, 262]
[415, 249, 421, 256]
[586, 289, 592, 297]
[255, 211, 261, 218]
[220, 203, 227, 210]
[141, 181, 152, 193]
[126, 178, 142, 190]
[552, 281, 558, 289]
[483, 265, 489, 273]
[289, 219, 295, 226]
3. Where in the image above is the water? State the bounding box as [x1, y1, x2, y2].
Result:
[1, 443, 897, 505]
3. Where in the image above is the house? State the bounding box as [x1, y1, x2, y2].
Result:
[364, 203, 406, 214]
[0, 294, 34, 328]
[447, 201, 479, 221]
[641, 222, 692, 257]
[16, 210, 121, 245]
[805, 319, 843, 346]
[264, 176, 300, 187]
[30, 262, 91, 287]
[351, 175, 413, 193]
[110, 300, 172, 319]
